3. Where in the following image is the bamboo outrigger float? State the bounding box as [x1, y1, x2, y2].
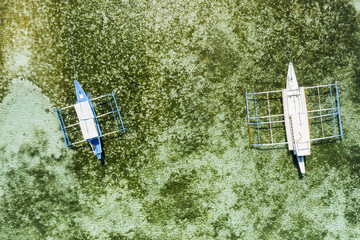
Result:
[245, 61, 343, 174]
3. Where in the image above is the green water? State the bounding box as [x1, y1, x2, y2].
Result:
[0, 0, 359, 239]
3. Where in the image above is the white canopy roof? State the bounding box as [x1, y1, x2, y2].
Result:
[74, 101, 99, 140]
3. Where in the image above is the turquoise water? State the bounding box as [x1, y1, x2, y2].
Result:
[1, 0, 359, 239]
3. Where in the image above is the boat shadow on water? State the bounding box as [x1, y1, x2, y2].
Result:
[289, 137, 343, 179]
[289, 151, 305, 180]
[250, 140, 341, 180]
[96, 138, 117, 186]
[69, 137, 117, 187]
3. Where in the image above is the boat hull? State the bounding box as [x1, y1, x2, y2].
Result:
[89, 137, 102, 160]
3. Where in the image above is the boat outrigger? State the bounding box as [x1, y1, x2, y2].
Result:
[55, 81, 125, 160]
[245, 61, 343, 174]
[56, 4, 125, 163]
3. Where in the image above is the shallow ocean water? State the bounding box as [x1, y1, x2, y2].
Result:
[1, 0, 359, 239]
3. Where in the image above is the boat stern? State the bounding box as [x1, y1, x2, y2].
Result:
[297, 156, 306, 174]
[89, 137, 102, 160]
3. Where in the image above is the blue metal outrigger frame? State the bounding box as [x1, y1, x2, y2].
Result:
[306, 82, 343, 142]
[55, 107, 71, 147]
[55, 91, 125, 148]
[245, 82, 343, 147]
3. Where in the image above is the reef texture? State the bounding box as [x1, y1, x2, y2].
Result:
[0, 0, 359, 239]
